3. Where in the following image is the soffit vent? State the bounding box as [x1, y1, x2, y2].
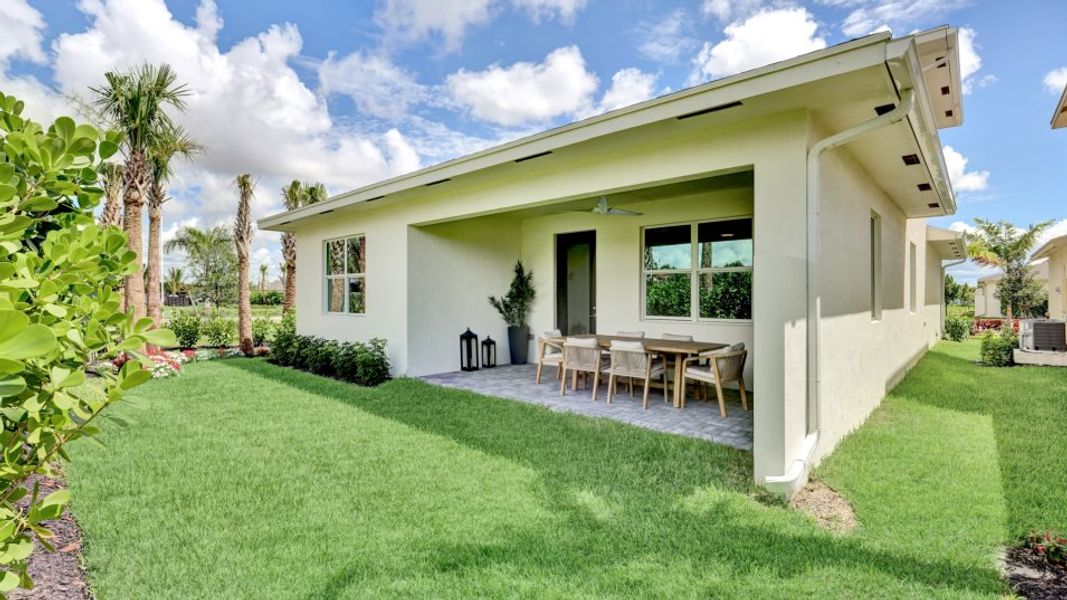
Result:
[917, 183, 932, 191]
[425, 178, 452, 187]
[676, 100, 743, 120]
[902, 154, 921, 166]
[514, 150, 553, 163]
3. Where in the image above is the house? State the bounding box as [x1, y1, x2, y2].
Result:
[1053, 80, 1067, 129]
[975, 258, 1050, 318]
[259, 27, 967, 493]
[1032, 235, 1067, 321]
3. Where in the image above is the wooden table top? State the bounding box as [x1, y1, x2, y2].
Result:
[547, 334, 727, 355]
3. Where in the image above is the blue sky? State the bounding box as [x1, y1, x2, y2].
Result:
[2, 0, 1065, 282]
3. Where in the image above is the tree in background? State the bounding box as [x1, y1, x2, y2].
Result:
[164, 226, 236, 306]
[280, 180, 303, 312]
[98, 162, 123, 228]
[235, 174, 256, 355]
[259, 263, 268, 291]
[92, 63, 190, 321]
[164, 267, 186, 295]
[280, 180, 328, 312]
[966, 218, 1052, 322]
[944, 274, 975, 306]
[146, 124, 201, 326]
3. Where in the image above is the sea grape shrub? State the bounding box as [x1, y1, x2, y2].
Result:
[944, 316, 971, 342]
[169, 310, 201, 348]
[0, 92, 174, 594]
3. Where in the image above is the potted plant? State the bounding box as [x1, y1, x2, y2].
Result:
[489, 261, 536, 364]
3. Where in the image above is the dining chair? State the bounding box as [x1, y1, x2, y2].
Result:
[660, 333, 693, 399]
[661, 333, 693, 341]
[681, 343, 748, 416]
[560, 337, 605, 399]
[605, 340, 667, 409]
[616, 330, 645, 338]
[535, 329, 564, 384]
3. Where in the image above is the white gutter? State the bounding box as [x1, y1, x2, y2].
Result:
[764, 87, 916, 495]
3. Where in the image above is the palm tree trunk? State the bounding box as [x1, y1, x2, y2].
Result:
[235, 175, 255, 356]
[147, 191, 163, 327]
[122, 148, 148, 320]
[282, 232, 296, 313]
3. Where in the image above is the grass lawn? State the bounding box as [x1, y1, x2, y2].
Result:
[947, 304, 975, 319]
[63, 340, 1062, 598]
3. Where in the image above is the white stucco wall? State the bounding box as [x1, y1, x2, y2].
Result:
[813, 143, 944, 464]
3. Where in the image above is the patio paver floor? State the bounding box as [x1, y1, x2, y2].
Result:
[421, 364, 753, 450]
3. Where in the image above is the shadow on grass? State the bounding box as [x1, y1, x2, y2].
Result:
[220, 359, 1005, 598]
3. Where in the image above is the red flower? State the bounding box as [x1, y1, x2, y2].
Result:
[1037, 545, 1046, 554]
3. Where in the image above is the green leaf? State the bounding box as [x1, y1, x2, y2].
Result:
[142, 328, 176, 347]
[0, 185, 14, 203]
[0, 312, 57, 360]
[40, 489, 70, 508]
[0, 569, 19, 592]
[57, 370, 84, 389]
[99, 140, 118, 160]
[0, 376, 26, 397]
[119, 368, 151, 391]
[53, 116, 75, 141]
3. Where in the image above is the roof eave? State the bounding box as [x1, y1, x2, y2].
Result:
[258, 33, 894, 231]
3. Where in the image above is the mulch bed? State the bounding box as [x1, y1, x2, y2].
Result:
[1004, 546, 1067, 600]
[10, 475, 91, 600]
[790, 479, 858, 535]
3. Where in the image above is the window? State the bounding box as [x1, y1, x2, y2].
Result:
[642, 218, 752, 321]
[870, 213, 882, 320]
[324, 235, 366, 314]
[909, 242, 917, 313]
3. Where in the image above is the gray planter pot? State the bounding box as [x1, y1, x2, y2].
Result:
[508, 325, 529, 365]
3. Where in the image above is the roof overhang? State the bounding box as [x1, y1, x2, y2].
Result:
[927, 226, 967, 260]
[260, 28, 961, 232]
[1033, 234, 1067, 260]
[1054, 84, 1067, 129]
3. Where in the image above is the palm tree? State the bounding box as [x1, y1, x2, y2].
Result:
[147, 124, 202, 326]
[278, 261, 287, 290]
[280, 180, 303, 313]
[966, 218, 1053, 322]
[98, 162, 123, 228]
[164, 267, 185, 296]
[234, 174, 256, 355]
[304, 182, 328, 205]
[164, 225, 235, 306]
[259, 263, 268, 291]
[92, 63, 190, 320]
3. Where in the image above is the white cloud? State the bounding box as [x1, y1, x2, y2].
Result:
[318, 51, 426, 120]
[943, 145, 990, 193]
[512, 0, 587, 24]
[595, 68, 657, 113]
[446, 46, 599, 126]
[948, 220, 975, 235]
[839, 0, 968, 38]
[636, 9, 698, 64]
[0, 0, 47, 65]
[701, 0, 771, 23]
[957, 27, 995, 94]
[375, 0, 494, 53]
[690, 8, 826, 83]
[1044, 67, 1067, 95]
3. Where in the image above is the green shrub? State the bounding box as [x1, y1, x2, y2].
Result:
[252, 318, 274, 347]
[980, 329, 1016, 367]
[356, 338, 391, 386]
[332, 342, 360, 382]
[270, 312, 297, 365]
[944, 316, 971, 342]
[170, 310, 202, 348]
[297, 336, 323, 372]
[0, 92, 172, 591]
[308, 340, 339, 376]
[250, 289, 283, 305]
[202, 316, 235, 347]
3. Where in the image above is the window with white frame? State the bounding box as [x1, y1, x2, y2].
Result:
[642, 218, 753, 321]
[324, 235, 366, 314]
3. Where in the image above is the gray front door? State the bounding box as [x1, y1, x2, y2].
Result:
[556, 230, 596, 335]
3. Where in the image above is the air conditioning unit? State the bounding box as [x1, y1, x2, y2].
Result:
[1020, 319, 1067, 352]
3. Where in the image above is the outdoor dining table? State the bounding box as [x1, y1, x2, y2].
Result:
[546, 334, 727, 408]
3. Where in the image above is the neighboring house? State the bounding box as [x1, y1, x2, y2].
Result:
[975, 258, 1050, 318]
[1032, 236, 1067, 320]
[260, 27, 967, 493]
[1053, 80, 1067, 129]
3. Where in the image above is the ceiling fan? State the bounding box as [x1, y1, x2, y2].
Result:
[587, 196, 642, 216]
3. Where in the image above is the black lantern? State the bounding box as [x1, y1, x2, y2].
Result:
[460, 328, 479, 371]
[481, 336, 497, 368]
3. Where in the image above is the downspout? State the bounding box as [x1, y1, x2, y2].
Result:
[764, 87, 916, 494]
